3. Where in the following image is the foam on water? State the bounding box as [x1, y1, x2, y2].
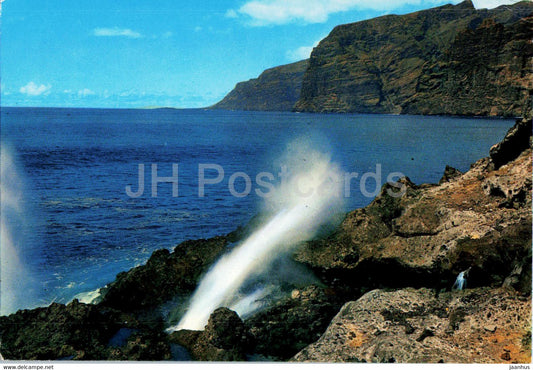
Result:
[73, 287, 103, 304]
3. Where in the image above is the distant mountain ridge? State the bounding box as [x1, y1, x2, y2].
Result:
[211, 60, 308, 111]
[212, 1, 533, 117]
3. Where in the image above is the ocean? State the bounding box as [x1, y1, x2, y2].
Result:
[0, 107, 514, 314]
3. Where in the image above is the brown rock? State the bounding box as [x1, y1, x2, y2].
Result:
[490, 118, 533, 170]
[169, 308, 248, 361]
[292, 288, 531, 363]
[294, 121, 532, 296]
[295, 1, 533, 116]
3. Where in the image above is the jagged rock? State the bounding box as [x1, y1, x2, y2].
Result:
[2, 103, 532, 363]
[203, 308, 247, 352]
[245, 285, 344, 360]
[106, 334, 172, 360]
[294, 122, 532, 295]
[0, 300, 171, 360]
[100, 236, 229, 311]
[490, 118, 533, 170]
[439, 166, 463, 185]
[212, 60, 308, 111]
[214, 2, 532, 116]
[292, 288, 531, 363]
[169, 308, 248, 361]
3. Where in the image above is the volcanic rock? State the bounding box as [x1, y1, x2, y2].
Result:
[293, 287, 531, 363]
[100, 236, 229, 311]
[439, 166, 463, 185]
[169, 307, 248, 361]
[214, 1, 533, 116]
[0, 299, 170, 360]
[490, 118, 533, 169]
[245, 285, 344, 360]
[293, 120, 532, 296]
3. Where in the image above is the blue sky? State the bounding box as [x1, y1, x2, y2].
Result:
[0, 0, 523, 108]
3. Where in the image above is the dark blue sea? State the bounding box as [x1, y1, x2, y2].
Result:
[0, 107, 513, 313]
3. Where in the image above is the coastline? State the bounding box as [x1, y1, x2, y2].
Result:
[1, 117, 530, 362]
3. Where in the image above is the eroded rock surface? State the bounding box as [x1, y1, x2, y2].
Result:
[0, 300, 171, 360]
[293, 287, 531, 363]
[294, 118, 532, 297]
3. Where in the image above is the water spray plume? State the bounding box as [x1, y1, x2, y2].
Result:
[1, 144, 36, 315]
[169, 144, 343, 331]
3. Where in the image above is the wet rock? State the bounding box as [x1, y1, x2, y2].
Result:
[293, 288, 531, 363]
[245, 285, 344, 360]
[416, 328, 434, 342]
[0, 300, 126, 360]
[100, 236, 229, 311]
[203, 308, 247, 353]
[169, 308, 248, 361]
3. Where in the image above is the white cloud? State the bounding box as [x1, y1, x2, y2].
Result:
[93, 27, 142, 38]
[19, 82, 51, 96]
[234, 0, 436, 25]
[471, 0, 522, 9]
[231, 0, 521, 26]
[78, 88, 95, 97]
[287, 39, 321, 61]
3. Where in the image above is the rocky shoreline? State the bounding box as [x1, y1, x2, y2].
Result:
[0, 118, 531, 362]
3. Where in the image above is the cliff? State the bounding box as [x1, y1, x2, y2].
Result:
[294, 0, 533, 115]
[211, 60, 308, 111]
[213, 1, 533, 116]
[403, 14, 533, 116]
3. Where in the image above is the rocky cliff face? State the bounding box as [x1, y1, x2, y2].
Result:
[403, 15, 533, 117]
[211, 60, 308, 111]
[294, 0, 533, 115]
[212, 1, 532, 116]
